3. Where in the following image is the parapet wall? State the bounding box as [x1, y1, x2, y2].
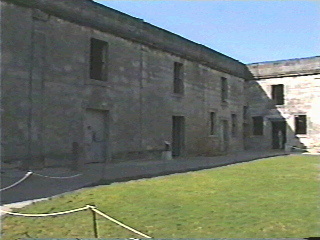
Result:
[247, 56, 320, 79]
[5, 0, 251, 79]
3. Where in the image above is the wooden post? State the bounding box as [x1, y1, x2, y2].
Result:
[90, 206, 98, 238]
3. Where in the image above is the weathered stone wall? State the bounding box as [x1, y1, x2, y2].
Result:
[2, 0, 319, 166]
[246, 57, 320, 150]
[4, 0, 252, 79]
[1, 0, 246, 166]
[1, 1, 33, 162]
[249, 57, 320, 79]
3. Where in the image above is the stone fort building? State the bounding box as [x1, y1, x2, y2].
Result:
[1, 0, 319, 168]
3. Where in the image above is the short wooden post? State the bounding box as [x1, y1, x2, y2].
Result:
[90, 206, 98, 238]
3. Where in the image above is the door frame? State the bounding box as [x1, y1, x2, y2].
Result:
[220, 119, 229, 152]
[172, 116, 185, 157]
[84, 108, 110, 163]
[271, 120, 286, 149]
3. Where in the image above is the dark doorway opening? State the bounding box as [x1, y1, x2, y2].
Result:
[221, 120, 229, 152]
[272, 120, 286, 149]
[172, 116, 185, 157]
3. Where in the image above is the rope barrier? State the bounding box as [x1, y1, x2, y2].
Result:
[0, 205, 90, 217]
[88, 206, 152, 239]
[32, 172, 83, 179]
[0, 205, 152, 238]
[0, 172, 33, 192]
[0, 170, 83, 191]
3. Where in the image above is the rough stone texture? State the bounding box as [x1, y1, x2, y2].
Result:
[1, 0, 245, 167]
[1, 1, 33, 162]
[1, 0, 319, 168]
[246, 57, 320, 150]
[3, 0, 252, 79]
[248, 56, 320, 79]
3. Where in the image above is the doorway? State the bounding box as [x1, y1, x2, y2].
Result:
[220, 120, 229, 152]
[271, 120, 286, 149]
[85, 109, 109, 163]
[172, 116, 185, 157]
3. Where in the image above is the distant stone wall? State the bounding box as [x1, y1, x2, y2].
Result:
[247, 56, 320, 79]
[246, 57, 320, 150]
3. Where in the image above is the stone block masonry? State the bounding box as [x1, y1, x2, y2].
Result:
[1, 0, 319, 167]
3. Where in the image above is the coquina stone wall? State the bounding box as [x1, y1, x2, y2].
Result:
[1, 0, 249, 167]
[246, 57, 320, 150]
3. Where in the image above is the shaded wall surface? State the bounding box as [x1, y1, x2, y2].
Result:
[1, 0, 247, 166]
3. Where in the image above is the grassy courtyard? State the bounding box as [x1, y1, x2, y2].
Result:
[1, 155, 319, 239]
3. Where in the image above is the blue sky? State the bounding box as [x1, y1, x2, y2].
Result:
[94, 1, 319, 63]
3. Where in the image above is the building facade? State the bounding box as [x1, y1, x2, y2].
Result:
[246, 57, 320, 151]
[1, 0, 251, 167]
[1, 0, 319, 168]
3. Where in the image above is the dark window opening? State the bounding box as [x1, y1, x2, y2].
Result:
[252, 116, 263, 136]
[231, 114, 237, 137]
[221, 77, 228, 102]
[174, 62, 184, 94]
[90, 38, 108, 81]
[271, 84, 284, 105]
[210, 112, 216, 135]
[295, 115, 307, 134]
[243, 106, 248, 120]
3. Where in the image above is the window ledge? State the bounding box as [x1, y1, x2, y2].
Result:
[85, 79, 109, 87]
[296, 134, 308, 138]
[209, 134, 219, 138]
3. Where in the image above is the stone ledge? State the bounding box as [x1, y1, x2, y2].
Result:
[247, 56, 320, 79]
[4, 0, 252, 79]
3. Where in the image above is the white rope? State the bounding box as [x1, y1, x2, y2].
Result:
[89, 206, 152, 239]
[32, 172, 82, 179]
[0, 205, 90, 217]
[0, 170, 82, 192]
[1, 205, 152, 238]
[0, 171, 33, 192]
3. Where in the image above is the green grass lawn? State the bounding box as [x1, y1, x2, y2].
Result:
[1, 155, 319, 239]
